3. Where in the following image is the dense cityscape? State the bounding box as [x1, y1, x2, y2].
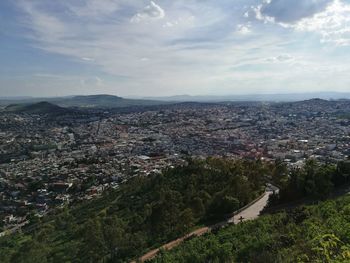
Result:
[1, 98, 349, 234]
[3, 0, 350, 261]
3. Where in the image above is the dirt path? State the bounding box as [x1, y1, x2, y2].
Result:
[132, 190, 274, 262]
[136, 227, 210, 262]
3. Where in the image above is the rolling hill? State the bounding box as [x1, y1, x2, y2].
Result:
[4, 101, 74, 115]
[0, 95, 169, 109]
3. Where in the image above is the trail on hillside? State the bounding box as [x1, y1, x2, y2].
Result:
[133, 188, 276, 263]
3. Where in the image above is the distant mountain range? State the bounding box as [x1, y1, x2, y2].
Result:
[0, 94, 169, 109]
[1, 93, 349, 111]
[143, 92, 350, 102]
[4, 102, 75, 115]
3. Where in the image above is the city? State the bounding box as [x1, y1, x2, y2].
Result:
[1, 98, 349, 233]
[2, 0, 350, 261]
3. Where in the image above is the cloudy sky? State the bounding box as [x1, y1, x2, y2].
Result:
[1, 0, 350, 97]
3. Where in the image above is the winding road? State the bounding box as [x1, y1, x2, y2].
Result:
[0, 220, 29, 238]
[230, 189, 274, 224]
[133, 186, 277, 262]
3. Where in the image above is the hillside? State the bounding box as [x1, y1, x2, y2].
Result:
[51, 94, 169, 108]
[144, 92, 350, 102]
[0, 95, 169, 109]
[1, 159, 349, 262]
[4, 102, 74, 115]
[0, 158, 267, 263]
[151, 194, 350, 262]
[149, 160, 350, 263]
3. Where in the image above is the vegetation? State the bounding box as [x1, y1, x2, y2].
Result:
[4, 102, 76, 115]
[55, 94, 167, 108]
[0, 95, 169, 109]
[149, 159, 350, 263]
[0, 158, 268, 263]
[2, 158, 349, 262]
[337, 113, 350, 120]
[151, 194, 350, 263]
[270, 160, 350, 204]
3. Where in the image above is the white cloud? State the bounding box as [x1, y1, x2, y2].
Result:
[258, 0, 332, 23]
[19, 1, 67, 42]
[80, 76, 104, 87]
[294, 0, 350, 46]
[251, 0, 350, 46]
[131, 1, 165, 23]
[81, 57, 95, 61]
[8, 0, 350, 96]
[95, 76, 103, 87]
[266, 54, 295, 63]
[16, 0, 237, 96]
[162, 15, 195, 28]
[236, 24, 251, 34]
[68, 0, 120, 18]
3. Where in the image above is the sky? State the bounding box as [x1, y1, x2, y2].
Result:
[1, 0, 350, 97]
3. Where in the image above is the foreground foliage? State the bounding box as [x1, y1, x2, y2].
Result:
[0, 158, 267, 263]
[2, 158, 349, 262]
[152, 195, 350, 263]
[270, 160, 350, 203]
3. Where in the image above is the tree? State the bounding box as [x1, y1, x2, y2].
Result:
[102, 216, 125, 260]
[209, 194, 240, 218]
[314, 166, 334, 199]
[271, 160, 288, 187]
[150, 190, 183, 238]
[191, 197, 205, 218]
[10, 239, 49, 263]
[177, 208, 195, 234]
[310, 234, 350, 262]
[78, 217, 107, 263]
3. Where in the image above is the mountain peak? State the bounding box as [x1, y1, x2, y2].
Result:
[5, 101, 71, 115]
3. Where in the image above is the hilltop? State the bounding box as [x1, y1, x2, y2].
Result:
[2, 93, 349, 109]
[0, 95, 169, 109]
[144, 92, 350, 102]
[4, 102, 74, 115]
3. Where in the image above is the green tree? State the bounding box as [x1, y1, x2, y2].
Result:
[177, 208, 195, 234]
[78, 217, 107, 263]
[191, 197, 205, 218]
[10, 239, 48, 263]
[102, 216, 125, 260]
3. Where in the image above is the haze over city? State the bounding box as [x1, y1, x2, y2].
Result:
[1, 0, 350, 97]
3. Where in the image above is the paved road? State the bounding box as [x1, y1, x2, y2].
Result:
[0, 221, 29, 238]
[133, 189, 275, 262]
[230, 190, 273, 224]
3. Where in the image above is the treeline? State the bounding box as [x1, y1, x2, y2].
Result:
[151, 194, 350, 263]
[0, 158, 268, 263]
[270, 160, 350, 205]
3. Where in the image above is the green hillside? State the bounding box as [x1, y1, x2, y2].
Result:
[4, 101, 74, 115]
[0, 158, 267, 263]
[1, 158, 349, 262]
[0, 95, 169, 109]
[53, 94, 166, 108]
[150, 160, 350, 263]
[151, 194, 350, 263]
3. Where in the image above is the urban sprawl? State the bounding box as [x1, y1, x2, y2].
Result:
[0, 99, 349, 233]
